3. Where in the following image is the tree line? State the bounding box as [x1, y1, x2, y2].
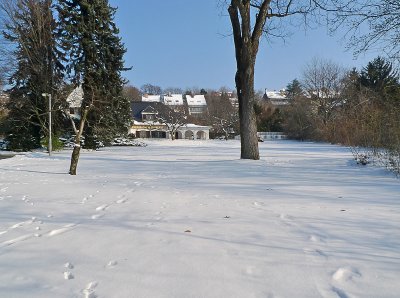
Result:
[0, 0, 130, 174]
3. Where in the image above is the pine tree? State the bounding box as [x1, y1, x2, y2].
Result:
[360, 57, 400, 103]
[286, 79, 303, 100]
[2, 0, 65, 151]
[57, 0, 131, 174]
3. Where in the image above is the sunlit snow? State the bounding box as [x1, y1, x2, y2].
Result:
[0, 140, 399, 298]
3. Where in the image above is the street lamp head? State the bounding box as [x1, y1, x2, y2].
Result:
[42, 93, 49, 97]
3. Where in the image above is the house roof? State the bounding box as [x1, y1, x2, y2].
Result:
[131, 101, 171, 121]
[141, 94, 161, 102]
[163, 94, 184, 105]
[186, 95, 207, 106]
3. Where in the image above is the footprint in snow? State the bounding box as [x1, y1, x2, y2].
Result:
[64, 271, 74, 280]
[116, 196, 127, 204]
[64, 262, 75, 280]
[106, 260, 118, 268]
[332, 267, 361, 282]
[95, 204, 108, 211]
[83, 281, 98, 298]
[91, 214, 104, 220]
[47, 223, 77, 237]
[303, 247, 327, 257]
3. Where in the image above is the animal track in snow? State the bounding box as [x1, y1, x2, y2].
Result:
[91, 214, 104, 220]
[64, 271, 74, 280]
[0, 234, 33, 248]
[95, 204, 109, 211]
[106, 260, 118, 268]
[47, 223, 77, 237]
[310, 235, 326, 243]
[83, 281, 98, 298]
[332, 266, 361, 282]
[116, 196, 127, 204]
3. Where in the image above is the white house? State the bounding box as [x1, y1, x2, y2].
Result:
[130, 101, 210, 140]
[163, 94, 184, 106]
[66, 86, 83, 119]
[263, 89, 289, 106]
[141, 94, 161, 102]
[186, 94, 207, 115]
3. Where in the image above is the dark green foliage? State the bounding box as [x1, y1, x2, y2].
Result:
[57, 0, 131, 149]
[255, 102, 284, 132]
[286, 79, 303, 100]
[360, 57, 400, 103]
[3, 0, 65, 151]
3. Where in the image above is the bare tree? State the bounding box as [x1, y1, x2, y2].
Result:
[164, 87, 183, 95]
[156, 108, 187, 140]
[302, 57, 346, 125]
[123, 84, 141, 102]
[226, 0, 323, 159]
[141, 83, 162, 95]
[329, 0, 400, 60]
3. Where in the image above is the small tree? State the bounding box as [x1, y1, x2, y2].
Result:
[156, 108, 187, 140]
[302, 58, 346, 126]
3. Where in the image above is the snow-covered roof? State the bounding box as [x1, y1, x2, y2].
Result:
[66, 86, 83, 108]
[142, 94, 161, 102]
[186, 95, 207, 106]
[133, 120, 164, 126]
[265, 89, 286, 100]
[163, 94, 183, 106]
[183, 124, 211, 130]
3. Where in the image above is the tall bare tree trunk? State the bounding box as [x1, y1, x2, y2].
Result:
[236, 63, 259, 159]
[228, 0, 267, 160]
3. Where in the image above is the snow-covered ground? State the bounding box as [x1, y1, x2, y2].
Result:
[0, 140, 399, 298]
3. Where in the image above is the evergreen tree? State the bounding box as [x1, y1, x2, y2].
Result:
[57, 0, 130, 174]
[286, 79, 303, 100]
[360, 57, 400, 102]
[2, 0, 64, 151]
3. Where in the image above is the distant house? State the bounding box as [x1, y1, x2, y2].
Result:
[186, 94, 207, 115]
[66, 86, 83, 119]
[130, 101, 210, 140]
[141, 94, 161, 102]
[162, 93, 185, 113]
[163, 94, 184, 106]
[229, 97, 239, 109]
[263, 89, 289, 106]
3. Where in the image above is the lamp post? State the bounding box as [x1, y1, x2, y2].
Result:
[42, 93, 52, 156]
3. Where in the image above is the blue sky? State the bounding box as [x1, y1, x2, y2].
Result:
[110, 0, 377, 91]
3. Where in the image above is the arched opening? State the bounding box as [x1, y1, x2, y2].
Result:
[196, 131, 206, 140]
[185, 130, 194, 140]
[175, 131, 183, 140]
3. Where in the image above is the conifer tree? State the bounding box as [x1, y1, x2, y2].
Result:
[57, 0, 131, 175]
[360, 57, 400, 103]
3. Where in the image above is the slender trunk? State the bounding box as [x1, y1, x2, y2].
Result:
[69, 108, 88, 175]
[69, 144, 81, 175]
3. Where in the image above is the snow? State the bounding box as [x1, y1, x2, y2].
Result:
[186, 94, 207, 106]
[66, 86, 84, 108]
[0, 140, 399, 298]
[163, 94, 184, 106]
[141, 95, 161, 102]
